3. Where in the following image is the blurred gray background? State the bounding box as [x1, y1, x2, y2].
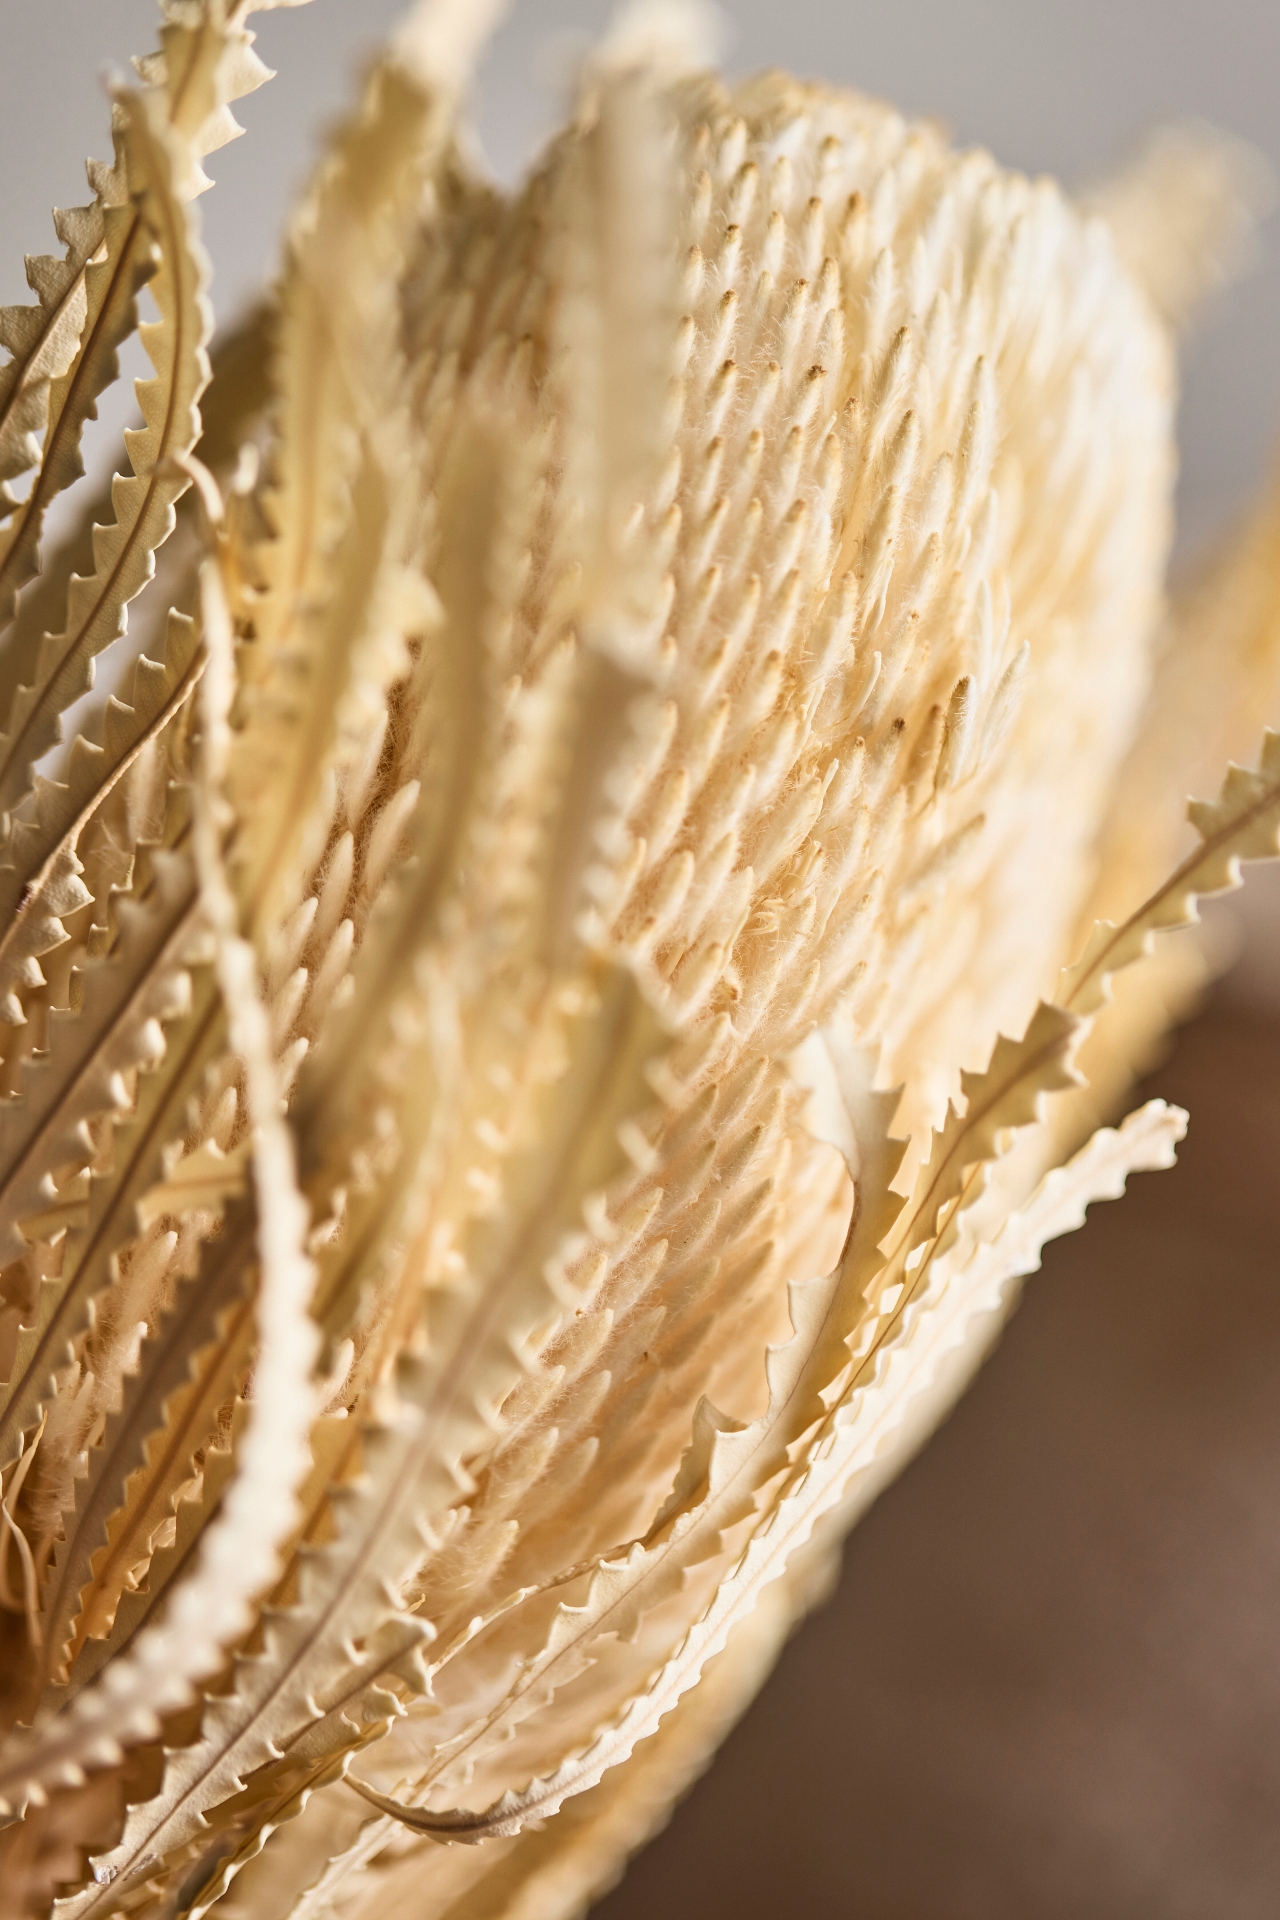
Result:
[3, 0, 1279, 557]
[4, 8, 1280, 1918]
[6, 0, 1280, 987]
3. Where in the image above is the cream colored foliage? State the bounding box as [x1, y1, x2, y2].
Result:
[0, 4, 1276, 1919]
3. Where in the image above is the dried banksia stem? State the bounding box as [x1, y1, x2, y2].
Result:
[0, 3, 1277, 1915]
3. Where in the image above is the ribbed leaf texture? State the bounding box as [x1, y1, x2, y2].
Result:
[0, 4, 1276, 1918]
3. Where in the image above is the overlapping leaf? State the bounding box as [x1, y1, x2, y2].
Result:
[0, 12, 1276, 1920]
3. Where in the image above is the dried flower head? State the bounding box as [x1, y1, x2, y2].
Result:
[0, 4, 1277, 1917]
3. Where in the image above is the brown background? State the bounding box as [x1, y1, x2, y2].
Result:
[3, 9, 1279, 1915]
[595, 996, 1280, 1919]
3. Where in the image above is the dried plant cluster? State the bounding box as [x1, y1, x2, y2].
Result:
[0, 2, 1277, 1915]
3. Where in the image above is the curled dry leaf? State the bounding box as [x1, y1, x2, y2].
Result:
[0, 3, 1276, 1918]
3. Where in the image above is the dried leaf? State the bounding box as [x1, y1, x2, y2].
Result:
[0, 12, 1275, 1918]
